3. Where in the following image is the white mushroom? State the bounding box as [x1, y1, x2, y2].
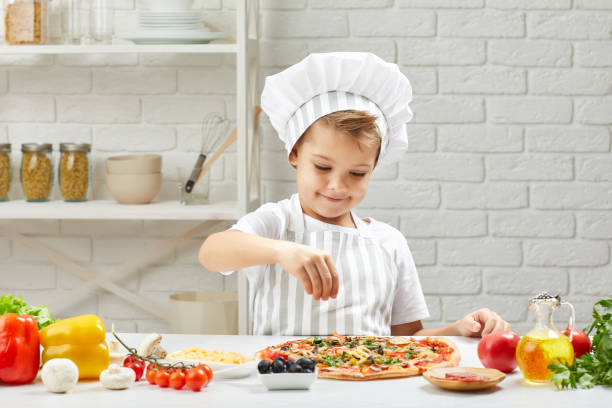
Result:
[41, 358, 79, 393]
[99, 364, 136, 390]
[137, 333, 167, 359]
[108, 340, 127, 366]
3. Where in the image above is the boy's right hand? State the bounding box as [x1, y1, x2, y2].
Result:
[276, 241, 339, 301]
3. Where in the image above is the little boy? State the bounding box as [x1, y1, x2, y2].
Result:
[200, 53, 509, 337]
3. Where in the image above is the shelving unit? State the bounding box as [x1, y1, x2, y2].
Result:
[0, 198, 260, 220]
[0, 0, 261, 335]
[0, 43, 239, 54]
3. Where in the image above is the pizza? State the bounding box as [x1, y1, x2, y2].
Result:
[255, 333, 460, 381]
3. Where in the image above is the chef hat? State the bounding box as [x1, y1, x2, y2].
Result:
[261, 52, 413, 167]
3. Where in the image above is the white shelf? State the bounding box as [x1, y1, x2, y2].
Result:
[0, 199, 242, 220]
[0, 43, 238, 54]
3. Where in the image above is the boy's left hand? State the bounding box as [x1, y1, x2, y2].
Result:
[453, 308, 511, 338]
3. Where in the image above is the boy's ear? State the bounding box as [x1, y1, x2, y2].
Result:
[288, 147, 298, 168]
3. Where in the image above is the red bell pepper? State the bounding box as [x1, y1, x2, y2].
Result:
[0, 313, 40, 384]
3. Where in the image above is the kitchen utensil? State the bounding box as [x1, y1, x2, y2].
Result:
[138, 9, 203, 31]
[120, 30, 223, 44]
[197, 127, 236, 183]
[140, 0, 194, 11]
[90, 0, 113, 44]
[105, 154, 162, 174]
[165, 356, 256, 379]
[105, 173, 162, 204]
[184, 113, 230, 194]
[516, 292, 575, 384]
[168, 291, 238, 334]
[61, 0, 91, 44]
[423, 367, 506, 391]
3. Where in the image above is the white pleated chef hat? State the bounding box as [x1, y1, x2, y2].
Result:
[261, 52, 413, 167]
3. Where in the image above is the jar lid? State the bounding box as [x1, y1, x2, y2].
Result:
[21, 143, 52, 152]
[529, 292, 561, 306]
[0, 143, 10, 153]
[60, 143, 91, 152]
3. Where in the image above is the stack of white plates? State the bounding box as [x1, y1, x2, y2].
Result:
[139, 10, 204, 31]
[120, 7, 225, 44]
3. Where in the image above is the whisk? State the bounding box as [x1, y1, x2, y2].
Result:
[184, 112, 230, 194]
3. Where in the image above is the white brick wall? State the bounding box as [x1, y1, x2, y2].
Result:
[0, 1, 610, 334]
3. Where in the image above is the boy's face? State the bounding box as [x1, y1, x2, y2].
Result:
[289, 121, 378, 226]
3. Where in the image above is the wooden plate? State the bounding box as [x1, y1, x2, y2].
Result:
[423, 367, 506, 391]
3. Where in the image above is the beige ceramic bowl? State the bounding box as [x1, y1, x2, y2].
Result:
[106, 154, 162, 174]
[106, 173, 162, 205]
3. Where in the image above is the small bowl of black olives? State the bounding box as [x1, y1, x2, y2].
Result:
[257, 357, 317, 390]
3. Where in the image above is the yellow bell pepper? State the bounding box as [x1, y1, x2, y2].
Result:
[40, 314, 110, 380]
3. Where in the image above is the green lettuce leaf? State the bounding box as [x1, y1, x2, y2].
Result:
[0, 294, 58, 330]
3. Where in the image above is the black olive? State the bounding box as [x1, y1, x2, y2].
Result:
[297, 358, 315, 371]
[377, 345, 384, 355]
[313, 337, 322, 344]
[287, 362, 303, 373]
[257, 360, 271, 374]
[331, 339, 340, 346]
[280, 346, 290, 351]
[272, 358, 286, 373]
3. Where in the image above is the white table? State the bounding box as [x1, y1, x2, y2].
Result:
[3, 334, 609, 408]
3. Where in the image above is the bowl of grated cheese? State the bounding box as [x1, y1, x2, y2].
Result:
[167, 347, 256, 379]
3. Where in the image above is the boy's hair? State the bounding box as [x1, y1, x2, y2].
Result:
[297, 110, 382, 165]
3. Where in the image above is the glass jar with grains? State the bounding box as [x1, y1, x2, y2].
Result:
[4, 0, 48, 45]
[59, 143, 91, 202]
[21, 143, 53, 202]
[0, 144, 11, 201]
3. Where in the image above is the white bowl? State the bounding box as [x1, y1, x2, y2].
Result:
[106, 173, 162, 205]
[258, 369, 317, 390]
[165, 357, 256, 380]
[139, 0, 194, 11]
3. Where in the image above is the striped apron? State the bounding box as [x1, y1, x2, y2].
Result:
[251, 210, 399, 336]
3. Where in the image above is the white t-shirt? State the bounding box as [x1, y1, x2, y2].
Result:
[223, 194, 430, 327]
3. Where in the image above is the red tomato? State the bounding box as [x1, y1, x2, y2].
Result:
[196, 364, 213, 384]
[185, 367, 208, 392]
[269, 351, 288, 362]
[124, 355, 145, 367]
[562, 328, 592, 358]
[125, 362, 144, 381]
[477, 330, 520, 373]
[169, 371, 186, 390]
[155, 370, 170, 388]
[145, 368, 158, 385]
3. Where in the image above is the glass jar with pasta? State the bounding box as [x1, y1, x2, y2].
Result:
[59, 143, 91, 202]
[4, 0, 48, 45]
[20, 143, 53, 202]
[0, 144, 11, 201]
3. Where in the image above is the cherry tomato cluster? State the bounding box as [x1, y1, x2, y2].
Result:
[145, 362, 213, 392]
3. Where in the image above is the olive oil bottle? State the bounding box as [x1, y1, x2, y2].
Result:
[516, 293, 575, 385]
